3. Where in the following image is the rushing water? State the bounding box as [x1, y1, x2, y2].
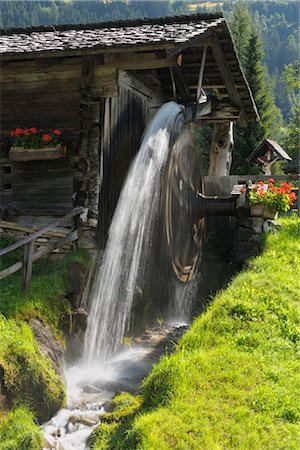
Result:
[42, 102, 201, 448]
[83, 102, 184, 363]
[42, 324, 187, 450]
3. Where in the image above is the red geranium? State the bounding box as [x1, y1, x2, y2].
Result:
[9, 126, 62, 149]
[249, 180, 296, 213]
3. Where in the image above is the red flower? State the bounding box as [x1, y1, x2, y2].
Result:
[257, 181, 265, 186]
[29, 127, 37, 134]
[43, 134, 52, 142]
[240, 187, 246, 193]
[14, 127, 23, 137]
[23, 129, 29, 136]
[53, 129, 61, 136]
[268, 178, 274, 184]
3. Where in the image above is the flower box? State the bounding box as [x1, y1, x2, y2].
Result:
[250, 205, 278, 220]
[9, 145, 66, 162]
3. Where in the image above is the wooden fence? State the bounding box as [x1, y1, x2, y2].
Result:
[0, 206, 83, 289]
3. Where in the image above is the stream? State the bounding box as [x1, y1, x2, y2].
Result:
[42, 102, 193, 449]
[42, 323, 187, 450]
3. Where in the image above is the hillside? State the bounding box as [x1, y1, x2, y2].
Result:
[90, 214, 300, 449]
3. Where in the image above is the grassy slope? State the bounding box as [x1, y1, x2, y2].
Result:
[0, 237, 90, 447]
[92, 214, 300, 450]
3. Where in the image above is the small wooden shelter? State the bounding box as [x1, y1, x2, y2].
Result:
[246, 138, 293, 175]
[0, 13, 258, 247]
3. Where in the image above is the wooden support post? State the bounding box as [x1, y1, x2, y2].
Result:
[23, 240, 35, 290]
[208, 122, 234, 176]
[78, 57, 103, 223]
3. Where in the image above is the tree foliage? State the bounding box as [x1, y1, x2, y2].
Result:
[227, 2, 283, 174]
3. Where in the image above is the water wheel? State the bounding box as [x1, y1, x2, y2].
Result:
[165, 127, 205, 283]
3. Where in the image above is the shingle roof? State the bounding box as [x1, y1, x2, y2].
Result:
[0, 13, 259, 125]
[0, 14, 223, 56]
[246, 139, 293, 162]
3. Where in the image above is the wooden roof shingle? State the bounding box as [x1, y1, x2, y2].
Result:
[0, 13, 259, 125]
[0, 14, 223, 56]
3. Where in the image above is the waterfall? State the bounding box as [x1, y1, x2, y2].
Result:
[83, 102, 184, 363]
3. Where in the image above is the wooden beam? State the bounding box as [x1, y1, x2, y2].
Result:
[172, 66, 193, 104]
[165, 35, 213, 59]
[23, 240, 35, 289]
[211, 32, 248, 127]
[0, 207, 83, 257]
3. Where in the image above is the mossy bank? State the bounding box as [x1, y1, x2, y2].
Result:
[0, 236, 91, 449]
[90, 214, 300, 450]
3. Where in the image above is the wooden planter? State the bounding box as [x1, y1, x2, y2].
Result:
[250, 205, 278, 220]
[9, 145, 66, 162]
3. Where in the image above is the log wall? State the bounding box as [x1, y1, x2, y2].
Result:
[0, 57, 164, 228]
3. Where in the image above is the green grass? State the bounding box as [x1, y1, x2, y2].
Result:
[91, 214, 300, 450]
[0, 234, 91, 445]
[0, 314, 65, 422]
[0, 240, 90, 340]
[0, 406, 42, 450]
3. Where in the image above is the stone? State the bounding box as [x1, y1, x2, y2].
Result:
[251, 218, 264, 234]
[268, 220, 282, 234]
[72, 308, 88, 332]
[66, 261, 86, 308]
[42, 434, 56, 449]
[237, 227, 251, 241]
[29, 318, 64, 379]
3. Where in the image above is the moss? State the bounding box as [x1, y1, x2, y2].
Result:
[0, 315, 65, 422]
[0, 238, 91, 424]
[0, 406, 42, 450]
[0, 245, 90, 340]
[90, 393, 143, 449]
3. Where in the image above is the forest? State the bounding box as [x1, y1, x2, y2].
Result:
[0, 0, 299, 172]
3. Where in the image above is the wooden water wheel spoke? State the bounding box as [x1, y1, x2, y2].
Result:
[171, 177, 184, 206]
[164, 126, 205, 283]
[175, 156, 189, 184]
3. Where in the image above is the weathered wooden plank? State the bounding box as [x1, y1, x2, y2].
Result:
[118, 70, 164, 104]
[0, 220, 69, 238]
[32, 230, 78, 262]
[0, 261, 23, 280]
[0, 207, 82, 256]
[211, 32, 256, 126]
[23, 240, 35, 289]
[0, 68, 82, 84]
[0, 42, 176, 62]
[172, 66, 193, 104]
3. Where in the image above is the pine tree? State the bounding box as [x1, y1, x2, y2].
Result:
[228, 2, 283, 174]
[283, 61, 300, 167]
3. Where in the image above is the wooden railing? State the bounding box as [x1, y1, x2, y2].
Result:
[0, 207, 83, 289]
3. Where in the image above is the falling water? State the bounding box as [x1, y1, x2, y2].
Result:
[83, 102, 185, 363]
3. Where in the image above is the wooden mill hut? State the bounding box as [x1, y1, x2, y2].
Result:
[0, 13, 258, 250]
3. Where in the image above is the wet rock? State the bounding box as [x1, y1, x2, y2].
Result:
[43, 434, 56, 448]
[66, 261, 87, 308]
[65, 308, 88, 363]
[72, 308, 88, 332]
[29, 318, 65, 379]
